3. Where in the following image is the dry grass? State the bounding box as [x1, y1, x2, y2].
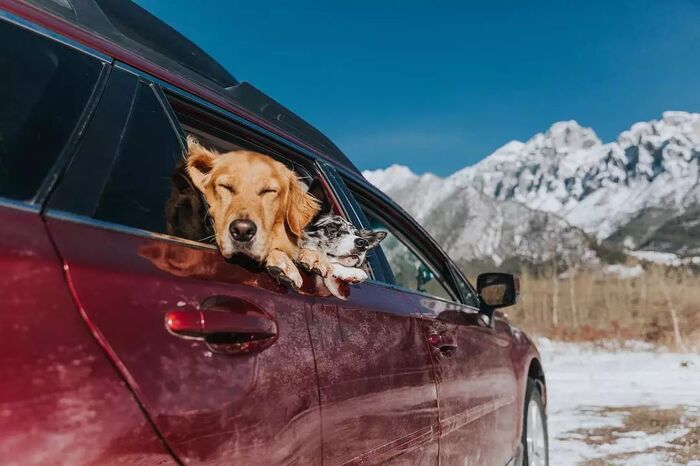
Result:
[500, 264, 700, 350]
[557, 406, 700, 465]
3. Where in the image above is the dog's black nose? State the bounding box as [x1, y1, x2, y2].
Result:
[230, 219, 257, 242]
[354, 237, 369, 248]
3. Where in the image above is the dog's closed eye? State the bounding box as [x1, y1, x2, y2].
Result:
[217, 183, 236, 194]
[258, 187, 278, 195]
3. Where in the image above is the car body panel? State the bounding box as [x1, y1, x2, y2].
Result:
[44, 215, 324, 465]
[306, 284, 440, 465]
[413, 296, 520, 465]
[0, 205, 175, 465]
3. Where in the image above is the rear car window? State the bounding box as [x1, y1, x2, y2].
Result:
[0, 19, 103, 201]
[54, 74, 331, 245]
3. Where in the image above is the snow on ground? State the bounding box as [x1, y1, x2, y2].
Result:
[537, 338, 700, 465]
[602, 264, 645, 279]
[628, 250, 700, 267]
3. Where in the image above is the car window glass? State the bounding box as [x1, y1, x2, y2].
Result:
[0, 19, 103, 201]
[93, 83, 183, 235]
[364, 211, 455, 302]
[451, 266, 480, 308]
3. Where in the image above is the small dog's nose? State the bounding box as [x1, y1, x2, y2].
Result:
[354, 237, 369, 248]
[230, 219, 257, 242]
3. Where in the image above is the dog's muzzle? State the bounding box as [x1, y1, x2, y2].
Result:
[229, 219, 257, 243]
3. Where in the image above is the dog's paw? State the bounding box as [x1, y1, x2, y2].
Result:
[266, 249, 303, 289]
[324, 276, 350, 300]
[296, 248, 332, 278]
[332, 264, 369, 284]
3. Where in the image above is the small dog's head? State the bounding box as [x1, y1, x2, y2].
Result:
[185, 136, 320, 260]
[304, 215, 386, 267]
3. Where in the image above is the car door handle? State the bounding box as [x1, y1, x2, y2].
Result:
[427, 331, 458, 355]
[165, 296, 278, 355]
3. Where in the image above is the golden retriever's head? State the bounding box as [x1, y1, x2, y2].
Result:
[185, 136, 320, 260]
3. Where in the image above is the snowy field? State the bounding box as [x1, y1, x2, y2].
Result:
[538, 338, 700, 465]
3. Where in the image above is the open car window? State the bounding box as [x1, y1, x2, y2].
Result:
[49, 67, 332, 246]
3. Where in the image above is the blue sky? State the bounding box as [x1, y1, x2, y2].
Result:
[136, 0, 700, 176]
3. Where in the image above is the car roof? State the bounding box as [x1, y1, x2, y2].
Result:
[19, 0, 360, 174]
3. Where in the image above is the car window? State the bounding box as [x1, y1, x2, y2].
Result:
[92, 82, 183, 234]
[82, 86, 329, 245]
[0, 19, 103, 201]
[363, 210, 456, 302]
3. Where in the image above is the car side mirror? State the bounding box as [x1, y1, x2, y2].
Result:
[477, 273, 520, 309]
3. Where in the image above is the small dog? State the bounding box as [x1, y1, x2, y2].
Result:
[302, 214, 386, 298]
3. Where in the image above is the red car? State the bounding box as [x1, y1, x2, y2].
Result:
[0, 1, 548, 465]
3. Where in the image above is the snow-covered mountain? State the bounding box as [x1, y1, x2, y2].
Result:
[364, 167, 595, 267]
[363, 112, 700, 263]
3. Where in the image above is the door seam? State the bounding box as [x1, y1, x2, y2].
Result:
[417, 317, 443, 466]
[303, 302, 325, 465]
[41, 217, 184, 466]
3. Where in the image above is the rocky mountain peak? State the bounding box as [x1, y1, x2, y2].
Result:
[542, 120, 602, 153]
[363, 112, 700, 262]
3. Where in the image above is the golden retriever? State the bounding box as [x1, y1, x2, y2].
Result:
[185, 136, 331, 288]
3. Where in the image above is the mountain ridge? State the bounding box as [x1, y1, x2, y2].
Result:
[363, 111, 700, 262]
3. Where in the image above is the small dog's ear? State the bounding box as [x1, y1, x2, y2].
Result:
[185, 135, 218, 192]
[285, 171, 321, 237]
[363, 230, 387, 248]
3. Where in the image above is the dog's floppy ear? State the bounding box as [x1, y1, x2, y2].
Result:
[361, 230, 387, 248]
[285, 170, 321, 238]
[307, 178, 332, 217]
[185, 135, 218, 192]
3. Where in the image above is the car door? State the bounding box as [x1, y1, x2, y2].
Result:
[0, 16, 175, 464]
[342, 177, 520, 465]
[304, 165, 440, 465]
[44, 65, 323, 465]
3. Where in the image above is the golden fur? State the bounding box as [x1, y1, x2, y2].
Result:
[185, 136, 325, 287]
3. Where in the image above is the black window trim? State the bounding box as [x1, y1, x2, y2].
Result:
[34, 63, 112, 207]
[447, 262, 481, 311]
